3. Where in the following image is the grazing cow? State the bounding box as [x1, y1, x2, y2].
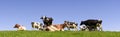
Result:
[40, 16, 53, 27]
[64, 21, 78, 31]
[31, 22, 43, 30]
[14, 24, 26, 31]
[80, 19, 102, 31]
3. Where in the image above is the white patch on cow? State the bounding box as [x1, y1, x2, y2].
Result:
[47, 26, 55, 31]
[73, 24, 76, 27]
[43, 16, 46, 19]
[47, 25, 64, 31]
[18, 26, 26, 31]
[42, 16, 46, 20]
[98, 24, 102, 31]
[61, 29, 64, 31]
[80, 25, 88, 31]
[50, 25, 59, 31]
[80, 25, 86, 29]
[46, 18, 49, 21]
[73, 24, 78, 31]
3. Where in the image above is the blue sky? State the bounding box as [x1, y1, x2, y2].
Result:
[0, 0, 120, 31]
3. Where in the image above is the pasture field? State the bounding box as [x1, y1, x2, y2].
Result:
[0, 31, 120, 37]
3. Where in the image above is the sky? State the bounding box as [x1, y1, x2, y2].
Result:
[0, 0, 120, 31]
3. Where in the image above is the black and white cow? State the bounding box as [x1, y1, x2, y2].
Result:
[40, 16, 54, 31]
[80, 19, 102, 31]
[40, 16, 53, 26]
[64, 21, 78, 31]
[31, 22, 43, 30]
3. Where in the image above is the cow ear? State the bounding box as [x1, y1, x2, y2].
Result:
[40, 16, 44, 19]
[40, 17, 43, 19]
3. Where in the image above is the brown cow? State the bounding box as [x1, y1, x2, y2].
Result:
[45, 22, 67, 31]
[14, 24, 26, 31]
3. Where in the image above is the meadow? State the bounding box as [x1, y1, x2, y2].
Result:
[0, 31, 120, 37]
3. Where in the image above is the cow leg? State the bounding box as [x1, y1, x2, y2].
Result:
[86, 25, 93, 31]
[95, 27, 98, 31]
[94, 26, 98, 31]
[89, 26, 95, 31]
[85, 28, 89, 31]
[97, 24, 103, 31]
[74, 27, 78, 31]
[99, 27, 103, 31]
[75, 28, 78, 31]
[92, 25, 97, 31]
[66, 25, 71, 30]
[67, 27, 70, 30]
[73, 24, 78, 31]
[61, 29, 64, 31]
[99, 24, 103, 31]
[87, 26, 92, 31]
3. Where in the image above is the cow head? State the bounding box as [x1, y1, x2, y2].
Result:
[98, 20, 102, 24]
[40, 16, 47, 20]
[80, 21, 85, 25]
[64, 21, 69, 25]
[63, 21, 69, 26]
[75, 23, 78, 26]
[14, 24, 21, 28]
[31, 22, 35, 25]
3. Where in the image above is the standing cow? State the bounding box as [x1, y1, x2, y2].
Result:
[80, 19, 102, 31]
[64, 21, 78, 31]
[40, 16, 53, 26]
[40, 16, 54, 31]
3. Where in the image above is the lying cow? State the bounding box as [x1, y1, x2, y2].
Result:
[14, 24, 26, 31]
[31, 22, 43, 30]
[80, 19, 102, 31]
[45, 22, 68, 31]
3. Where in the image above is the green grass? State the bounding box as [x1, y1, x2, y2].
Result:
[0, 31, 120, 37]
